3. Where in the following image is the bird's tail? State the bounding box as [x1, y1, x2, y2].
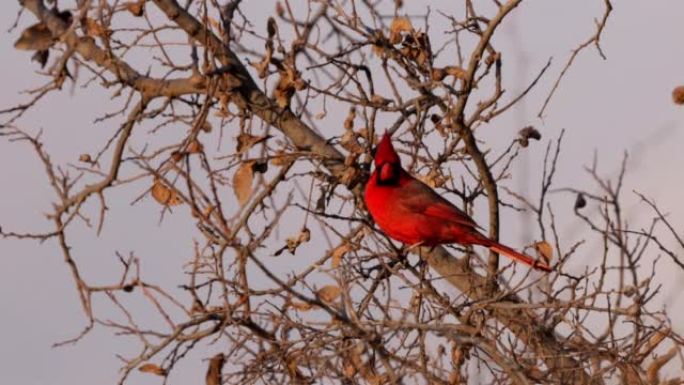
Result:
[487, 241, 552, 272]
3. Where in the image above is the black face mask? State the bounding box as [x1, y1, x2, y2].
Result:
[376, 162, 400, 186]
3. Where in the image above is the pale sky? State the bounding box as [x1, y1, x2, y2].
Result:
[2, 1, 684, 384]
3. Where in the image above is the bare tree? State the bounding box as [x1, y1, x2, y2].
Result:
[3, 0, 683, 384]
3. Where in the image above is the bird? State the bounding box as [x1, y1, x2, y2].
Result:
[363, 132, 552, 272]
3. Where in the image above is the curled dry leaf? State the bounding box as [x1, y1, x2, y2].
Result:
[124, 1, 145, 17]
[201, 121, 212, 133]
[14, 23, 53, 51]
[206, 354, 225, 385]
[291, 301, 313, 311]
[139, 363, 166, 376]
[275, 1, 285, 17]
[187, 139, 203, 154]
[445, 66, 467, 80]
[78, 153, 92, 163]
[641, 328, 671, 356]
[518, 126, 541, 148]
[418, 169, 449, 189]
[286, 227, 310, 253]
[672, 86, 684, 105]
[574, 193, 587, 210]
[85, 18, 110, 38]
[317, 285, 341, 303]
[273, 66, 304, 109]
[233, 161, 255, 206]
[236, 133, 270, 154]
[151, 179, 183, 206]
[343, 107, 356, 130]
[330, 243, 353, 268]
[533, 241, 553, 264]
[389, 16, 413, 44]
[431, 67, 446, 81]
[370, 94, 391, 107]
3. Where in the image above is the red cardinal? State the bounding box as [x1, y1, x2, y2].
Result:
[364, 132, 552, 272]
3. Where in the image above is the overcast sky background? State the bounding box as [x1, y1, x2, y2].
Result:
[2, 1, 684, 384]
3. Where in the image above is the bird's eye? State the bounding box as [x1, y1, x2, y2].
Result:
[370, 147, 377, 157]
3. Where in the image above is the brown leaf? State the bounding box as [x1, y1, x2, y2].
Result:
[672, 86, 684, 105]
[317, 285, 341, 303]
[444, 66, 467, 80]
[518, 126, 542, 148]
[236, 133, 270, 154]
[124, 1, 145, 17]
[187, 139, 204, 154]
[275, 2, 285, 17]
[85, 18, 109, 38]
[205, 354, 225, 385]
[291, 301, 313, 311]
[330, 243, 353, 268]
[431, 67, 447, 81]
[233, 161, 255, 206]
[278, 227, 311, 255]
[343, 107, 356, 131]
[151, 179, 183, 206]
[370, 94, 391, 107]
[533, 241, 553, 264]
[201, 121, 213, 133]
[139, 363, 166, 376]
[389, 17, 413, 44]
[641, 328, 671, 356]
[14, 23, 53, 51]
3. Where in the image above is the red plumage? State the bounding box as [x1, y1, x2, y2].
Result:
[364, 132, 552, 272]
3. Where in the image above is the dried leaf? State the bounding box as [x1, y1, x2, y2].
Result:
[317, 285, 341, 303]
[79, 154, 92, 163]
[187, 139, 203, 154]
[330, 243, 353, 268]
[518, 126, 541, 148]
[31, 49, 50, 68]
[275, 2, 285, 17]
[444, 66, 467, 80]
[342, 361, 357, 378]
[139, 363, 166, 376]
[124, 1, 145, 17]
[673, 86, 684, 105]
[418, 169, 449, 188]
[641, 328, 671, 356]
[236, 133, 270, 154]
[151, 179, 183, 206]
[285, 227, 310, 254]
[574, 193, 587, 210]
[14, 23, 53, 51]
[233, 161, 255, 206]
[85, 18, 109, 38]
[291, 301, 313, 311]
[389, 16, 413, 44]
[201, 121, 212, 133]
[431, 67, 446, 81]
[343, 107, 356, 130]
[370, 94, 391, 106]
[205, 354, 225, 385]
[533, 241, 553, 264]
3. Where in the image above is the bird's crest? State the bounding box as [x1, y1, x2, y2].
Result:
[374, 131, 401, 166]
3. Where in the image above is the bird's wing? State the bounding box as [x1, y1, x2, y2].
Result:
[398, 179, 480, 230]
